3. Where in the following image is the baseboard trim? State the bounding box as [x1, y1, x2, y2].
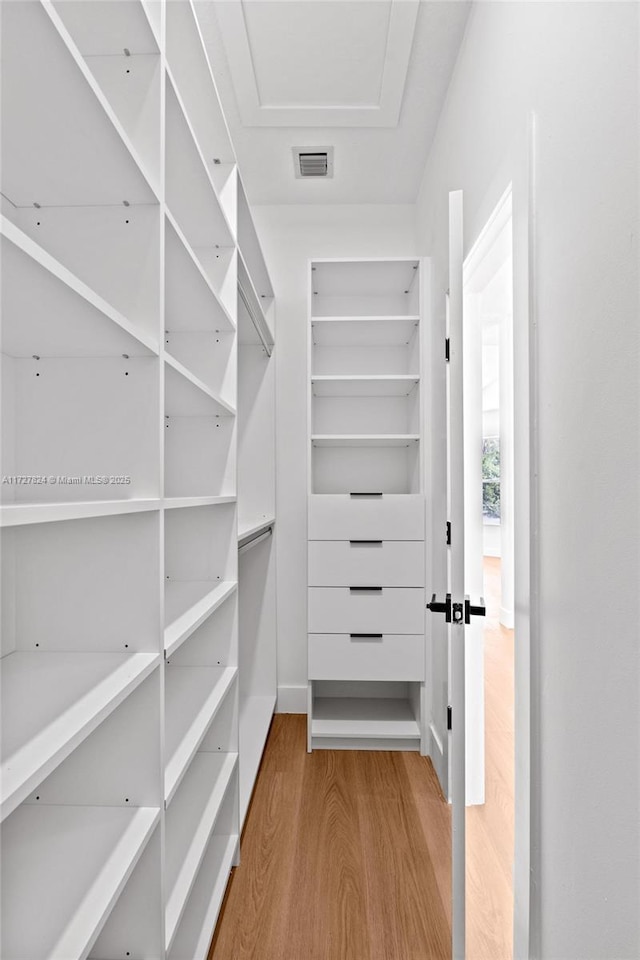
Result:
[276, 684, 308, 713]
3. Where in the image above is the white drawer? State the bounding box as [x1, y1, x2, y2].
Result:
[308, 540, 424, 587]
[308, 494, 424, 541]
[308, 587, 425, 634]
[309, 633, 425, 681]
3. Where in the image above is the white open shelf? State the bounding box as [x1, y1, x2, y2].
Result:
[238, 516, 276, 546]
[0, 498, 161, 529]
[311, 316, 420, 347]
[239, 694, 276, 824]
[164, 496, 236, 511]
[311, 697, 421, 740]
[0, 1, 157, 210]
[165, 69, 234, 251]
[165, 752, 238, 951]
[312, 434, 420, 447]
[0, 803, 160, 960]
[164, 666, 237, 804]
[168, 833, 238, 960]
[312, 375, 420, 397]
[0, 651, 159, 822]
[165, 212, 235, 334]
[165, 580, 238, 659]
[0, 219, 159, 359]
[165, 353, 235, 418]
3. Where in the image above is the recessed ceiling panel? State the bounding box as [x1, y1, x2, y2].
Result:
[214, 0, 419, 127]
[243, 1, 390, 107]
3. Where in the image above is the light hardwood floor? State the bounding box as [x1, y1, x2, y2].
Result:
[466, 557, 515, 959]
[210, 556, 514, 960]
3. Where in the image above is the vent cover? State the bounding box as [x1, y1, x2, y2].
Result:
[293, 146, 334, 179]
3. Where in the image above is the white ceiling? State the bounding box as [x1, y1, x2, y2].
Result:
[196, 0, 471, 204]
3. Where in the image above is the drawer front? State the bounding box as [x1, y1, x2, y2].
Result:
[308, 495, 424, 541]
[309, 633, 425, 681]
[308, 540, 424, 587]
[308, 587, 425, 634]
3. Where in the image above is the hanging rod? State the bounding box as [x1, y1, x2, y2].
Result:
[238, 523, 274, 554]
[238, 280, 273, 358]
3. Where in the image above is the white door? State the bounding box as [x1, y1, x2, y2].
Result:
[427, 190, 485, 959]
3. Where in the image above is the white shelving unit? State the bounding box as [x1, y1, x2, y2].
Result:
[0, 2, 258, 955]
[307, 259, 427, 751]
[236, 177, 277, 827]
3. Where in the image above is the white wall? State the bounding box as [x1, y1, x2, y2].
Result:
[252, 204, 417, 711]
[415, 3, 639, 958]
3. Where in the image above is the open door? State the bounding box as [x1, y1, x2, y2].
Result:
[427, 190, 486, 959]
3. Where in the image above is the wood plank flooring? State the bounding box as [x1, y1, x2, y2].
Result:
[209, 556, 514, 960]
[210, 718, 451, 960]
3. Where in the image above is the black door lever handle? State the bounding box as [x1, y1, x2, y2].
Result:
[464, 595, 486, 623]
[427, 593, 452, 623]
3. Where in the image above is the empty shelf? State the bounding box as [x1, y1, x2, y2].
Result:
[311, 317, 420, 347]
[0, 803, 159, 960]
[1, 651, 160, 822]
[168, 833, 238, 960]
[0, 498, 161, 528]
[165, 354, 236, 418]
[312, 375, 419, 397]
[0, 219, 159, 359]
[312, 697, 421, 740]
[164, 496, 236, 511]
[164, 581, 237, 658]
[239, 695, 276, 826]
[164, 666, 237, 804]
[237, 249, 274, 353]
[165, 752, 238, 950]
[312, 435, 420, 448]
[237, 516, 275, 547]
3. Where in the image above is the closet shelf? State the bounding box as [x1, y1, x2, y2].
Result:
[0, 651, 160, 823]
[237, 516, 275, 547]
[164, 666, 237, 805]
[311, 697, 421, 741]
[0, 498, 161, 529]
[311, 317, 419, 347]
[164, 354, 236, 418]
[164, 496, 236, 512]
[238, 250, 274, 354]
[165, 68, 235, 250]
[237, 177, 273, 301]
[1, 1, 158, 209]
[168, 833, 238, 960]
[0, 218, 159, 359]
[165, 210, 236, 334]
[165, 753, 238, 951]
[0, 803, 159, 960]
[239, 695, 276, 826]
[311, 435, 420, 448]
[311, 375, 420, 397]
[164, 581, 238, 659]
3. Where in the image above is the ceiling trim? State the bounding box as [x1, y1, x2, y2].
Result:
[214, 0, 419, 128]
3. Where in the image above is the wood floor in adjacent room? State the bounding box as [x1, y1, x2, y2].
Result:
[209, 715, 452, 960]
[210, 558, 514, 960]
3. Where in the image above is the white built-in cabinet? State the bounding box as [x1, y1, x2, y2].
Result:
[307, 259, 427, 751]
[0, 2, 275, 956]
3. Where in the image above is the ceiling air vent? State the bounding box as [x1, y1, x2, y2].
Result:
[293, 146, 334, 179]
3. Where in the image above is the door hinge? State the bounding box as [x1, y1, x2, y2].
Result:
[446, 521, 451, 546]
[447, 705, 452, 731]
[445, 337, 450, 362]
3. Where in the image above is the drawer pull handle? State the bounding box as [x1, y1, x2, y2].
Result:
[349, 540, 383, 546]
[350, 492, 383, 498]
[350, 634, 383, 640]
[349, 586, 383, 593]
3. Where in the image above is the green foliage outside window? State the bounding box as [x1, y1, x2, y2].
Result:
[482, 437, 500, 519]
